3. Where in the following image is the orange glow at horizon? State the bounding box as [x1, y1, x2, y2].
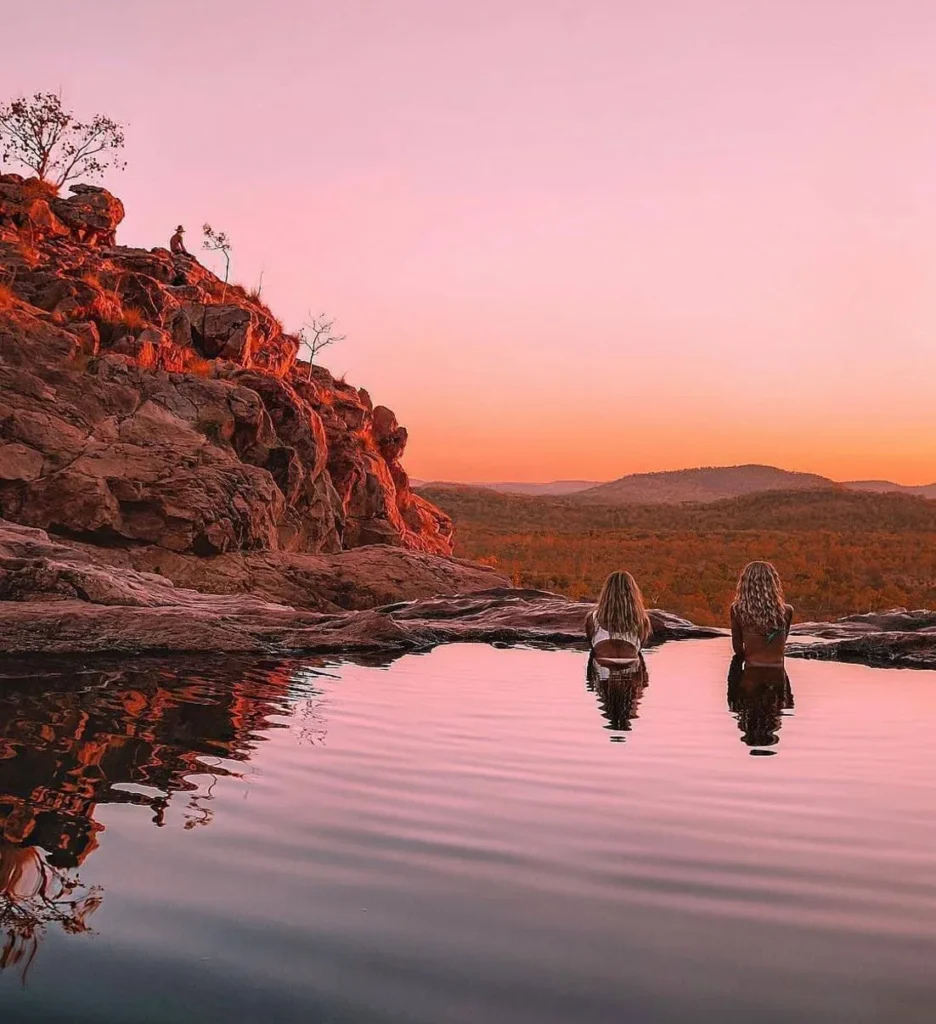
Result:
[402, 420, 936, 487]
[7, 1, 934, 486]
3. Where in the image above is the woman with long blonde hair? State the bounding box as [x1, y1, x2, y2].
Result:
[585, 570, 652, 667]
[730, 561, 793, 666]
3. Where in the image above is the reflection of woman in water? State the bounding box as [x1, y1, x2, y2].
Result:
[584, 572, 651, 737]
[727, 655, 794, 753]
[730, 561, 794, 666]
[585, 570, 652, 666]
[587, 653, 649, 735]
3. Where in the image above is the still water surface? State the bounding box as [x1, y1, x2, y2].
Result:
[1, 639, 934, 1023]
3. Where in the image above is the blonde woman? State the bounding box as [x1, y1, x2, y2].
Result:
[585, 570, 652, 668]
[730, 561, 794, 666]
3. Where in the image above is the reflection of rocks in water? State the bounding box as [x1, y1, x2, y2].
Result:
[1, 842, 102, 983]
[726, 656, 794, 755]
[0, 656, 295, 866]
[586, 654, 649, 740]
[0, 652, 353, 976]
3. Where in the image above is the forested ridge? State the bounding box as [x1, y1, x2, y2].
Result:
[419, 485, 936, 625]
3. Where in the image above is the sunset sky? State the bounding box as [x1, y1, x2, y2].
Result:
[5, 1, 935, 483]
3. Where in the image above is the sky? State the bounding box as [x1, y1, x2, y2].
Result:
[3, 0, 935, 484]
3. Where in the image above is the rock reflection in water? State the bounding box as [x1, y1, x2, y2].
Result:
[0, 653, 342, 981]
[0, 842, 102, 983]
[586, 653, 649, 740]
[726, 655, 795, 754]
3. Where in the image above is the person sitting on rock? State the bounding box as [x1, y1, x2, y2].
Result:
[170, 225, 189, 256]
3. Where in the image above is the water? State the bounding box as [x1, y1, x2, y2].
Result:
[1, 639, 934, 1023]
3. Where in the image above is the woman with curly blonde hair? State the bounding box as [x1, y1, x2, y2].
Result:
[585, 570, 652, 667]
[730, 561, 793, 665]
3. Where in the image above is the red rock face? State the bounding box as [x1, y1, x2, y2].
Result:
[0, 176, 453, 557]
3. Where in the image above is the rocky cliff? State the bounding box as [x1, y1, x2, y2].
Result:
[0, 174, 476, 608]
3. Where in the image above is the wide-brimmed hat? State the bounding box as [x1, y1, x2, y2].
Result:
[175, 225, 185, 233]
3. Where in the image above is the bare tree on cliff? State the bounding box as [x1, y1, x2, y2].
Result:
[202, 224, 232, 301]
[300, 313, 346, 378]
[0, 93, 126, 190]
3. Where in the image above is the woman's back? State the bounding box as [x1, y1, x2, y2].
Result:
[731, 602, 793, 665]
[730, 560, 793, 666]
[586, 570, 651, 665]
[587, 609, 642, 663]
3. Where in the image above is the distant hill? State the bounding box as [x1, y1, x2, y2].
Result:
[414, 479, 598, 496]
[572, 464, 836, 505]
[486, 480, 599, 496]
[414, 465, 935, 505]
[845, 480, 936, 500]
[419, 483, 936, 533]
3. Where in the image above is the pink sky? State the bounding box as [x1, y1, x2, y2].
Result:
[4, 1, 935, 483]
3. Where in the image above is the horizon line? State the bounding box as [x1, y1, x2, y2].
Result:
[411, 463, 936, 489]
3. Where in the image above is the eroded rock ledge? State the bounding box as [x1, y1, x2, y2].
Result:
[0, 518, 712, 655]
[786, 615, 936, 670]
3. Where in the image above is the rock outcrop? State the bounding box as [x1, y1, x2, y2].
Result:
[0, 174, 451, 559]
[0, 518, 714, 655]
[0, 518, 501, 614]
[787, 612, 936, 669]
[2, 518, 933, 667]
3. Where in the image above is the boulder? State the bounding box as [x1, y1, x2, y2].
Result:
[50, 184, 124, 245]
[372, 404, 408, 462]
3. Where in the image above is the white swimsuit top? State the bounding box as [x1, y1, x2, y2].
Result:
[589, 612, 642, 653]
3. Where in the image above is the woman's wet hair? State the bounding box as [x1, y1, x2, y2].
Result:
[732, 560, 787, 634]
[594, 570, 651, 643]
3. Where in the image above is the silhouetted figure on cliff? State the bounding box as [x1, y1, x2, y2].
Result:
[169, 225, 195, 284]
[169, 225, 189, 256]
